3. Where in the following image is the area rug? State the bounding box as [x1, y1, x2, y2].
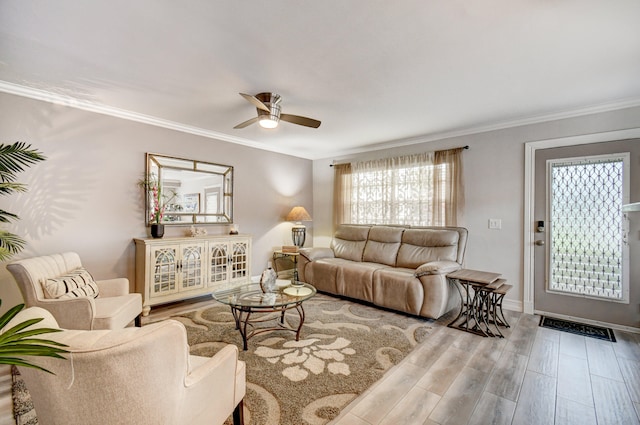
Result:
[539, 316, 616, 342]
[172, 293, 433, 425]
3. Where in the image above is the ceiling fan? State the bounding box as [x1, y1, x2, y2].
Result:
[234, 92, 321, 129]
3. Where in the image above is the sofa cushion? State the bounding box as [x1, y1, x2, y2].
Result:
[396, 229, 460, 268]
[362, 226, 404, 266]
[330, 225, 371, 262]
[93, 294, 143, 330]
[305, 258, 342, 294]
[42, 267, 100, 299]
[336, 262, 387, 302]
[373, 268, 423, 315]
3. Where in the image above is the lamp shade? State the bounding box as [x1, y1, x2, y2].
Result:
[285, 206, 312, 222]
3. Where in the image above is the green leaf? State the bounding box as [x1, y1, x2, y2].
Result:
[0, 300, 69, 374]
[6, 337, 68, 348]
[0, 303, 24, 329]
[0, 345, 68, 358]
[0, 142, 45, 261]
[0, 230, 25, 261]
[0, 182, 27, 195]
[0, 357, 58, 374]
[0, 142, 46, 181]
[0, 323, 63, 345]
[0, 209, 20, 223]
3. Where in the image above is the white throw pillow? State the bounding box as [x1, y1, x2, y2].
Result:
[41, 267, 100, 299]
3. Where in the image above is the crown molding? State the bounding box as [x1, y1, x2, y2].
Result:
[316, 97, 640, 160]
[0, 81, 297, 157]
[2, 80, 639, 161]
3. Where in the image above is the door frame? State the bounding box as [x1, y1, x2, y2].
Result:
[523, 128, 640, 315]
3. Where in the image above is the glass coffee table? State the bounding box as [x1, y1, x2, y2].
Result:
[212, 282, 316, 350]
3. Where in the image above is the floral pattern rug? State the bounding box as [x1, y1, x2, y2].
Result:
[173, 293, 433, 425]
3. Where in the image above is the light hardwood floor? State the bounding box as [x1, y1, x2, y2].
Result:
[329, 309, 640, 425]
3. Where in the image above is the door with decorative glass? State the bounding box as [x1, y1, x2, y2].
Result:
[534, 141, 635, 325]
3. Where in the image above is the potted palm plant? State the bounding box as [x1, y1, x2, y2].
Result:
[0, 141, 68, 371]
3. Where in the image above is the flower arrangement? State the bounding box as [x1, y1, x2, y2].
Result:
[139, 173, 177, 224]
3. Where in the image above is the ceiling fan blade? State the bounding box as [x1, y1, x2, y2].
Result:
[280, 113, 321, 128]
[233, 116, 260, 129]
[239, 93, 270, 112]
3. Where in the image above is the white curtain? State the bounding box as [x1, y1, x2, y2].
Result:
[334, 148, 463, 228]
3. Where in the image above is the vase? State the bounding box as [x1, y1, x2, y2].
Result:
[151, 223, 165, 239]
[259, 262, 277, 293]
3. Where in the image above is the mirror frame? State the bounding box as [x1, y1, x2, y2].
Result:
[145, 152, 234, 226]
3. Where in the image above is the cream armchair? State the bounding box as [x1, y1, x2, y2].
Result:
[3, 307, 246, 425]
[7, 252, 142, 330]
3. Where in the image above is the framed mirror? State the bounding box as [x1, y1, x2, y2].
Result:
[145, 153, 233, 225]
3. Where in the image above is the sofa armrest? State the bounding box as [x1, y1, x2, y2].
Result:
[415, 261, 461, 277]
[96, 278, 130, 297]
[32, 297, 96, 330]
[299, 247, 335, 262]
[184, 345, 244, 424]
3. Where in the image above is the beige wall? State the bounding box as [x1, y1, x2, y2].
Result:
[312, 106, 640, 325]
[3, 89, 640, 327]
[0, 93, 312, 313]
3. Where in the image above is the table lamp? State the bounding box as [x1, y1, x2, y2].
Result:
[286, 206, 312, 247]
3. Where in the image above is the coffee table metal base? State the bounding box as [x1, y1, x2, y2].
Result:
[230, 302, 307, 351]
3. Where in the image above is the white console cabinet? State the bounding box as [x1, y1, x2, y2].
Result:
[134, 235, 251, 315]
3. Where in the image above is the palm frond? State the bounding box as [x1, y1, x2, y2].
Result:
[0, 142, 46, 182]
[0, 344, 68, 358]
[0, 303, 25, 329]
[0, 142, 45, 261]
[0, 301, 68, 374]
[0, 209, 20, 223]
[0, 230, 25, 261]
[0, 182, 27, 196]
[0, 357, 59, 374]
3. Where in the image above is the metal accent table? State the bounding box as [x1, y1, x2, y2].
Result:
[212, 282, 316, 350]
[446, 269, 511, 337]
[272, 250, 301, 281]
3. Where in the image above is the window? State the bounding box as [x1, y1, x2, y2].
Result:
[547, 153, 630, 302]
[334, 148, 463, 227]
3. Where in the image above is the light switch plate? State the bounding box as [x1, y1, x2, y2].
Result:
[489, 219, 502, 229]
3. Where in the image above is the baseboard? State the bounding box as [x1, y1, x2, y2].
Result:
[534, 309, 640, 335]
[502, 298, 523, 313]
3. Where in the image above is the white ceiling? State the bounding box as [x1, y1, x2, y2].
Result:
[1, 1, 640, 160]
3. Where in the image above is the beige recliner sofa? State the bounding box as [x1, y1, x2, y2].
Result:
[3, 306, 246, 425]
[297, 224, 468, 319]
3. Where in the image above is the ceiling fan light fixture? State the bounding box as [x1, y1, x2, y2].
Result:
[259, 117, 279, 128]
[257, 101, 281, 129]
[235, 92, 321, 130]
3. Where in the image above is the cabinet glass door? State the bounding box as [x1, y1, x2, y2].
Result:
[208, 242, 229, 285]
[230, 240, 249, 282]
[180, 244, 205, 290]
[151, 246, 179, 297]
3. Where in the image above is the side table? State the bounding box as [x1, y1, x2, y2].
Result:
[446, 269, 512, 338]
[272, 250, 301, 282]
